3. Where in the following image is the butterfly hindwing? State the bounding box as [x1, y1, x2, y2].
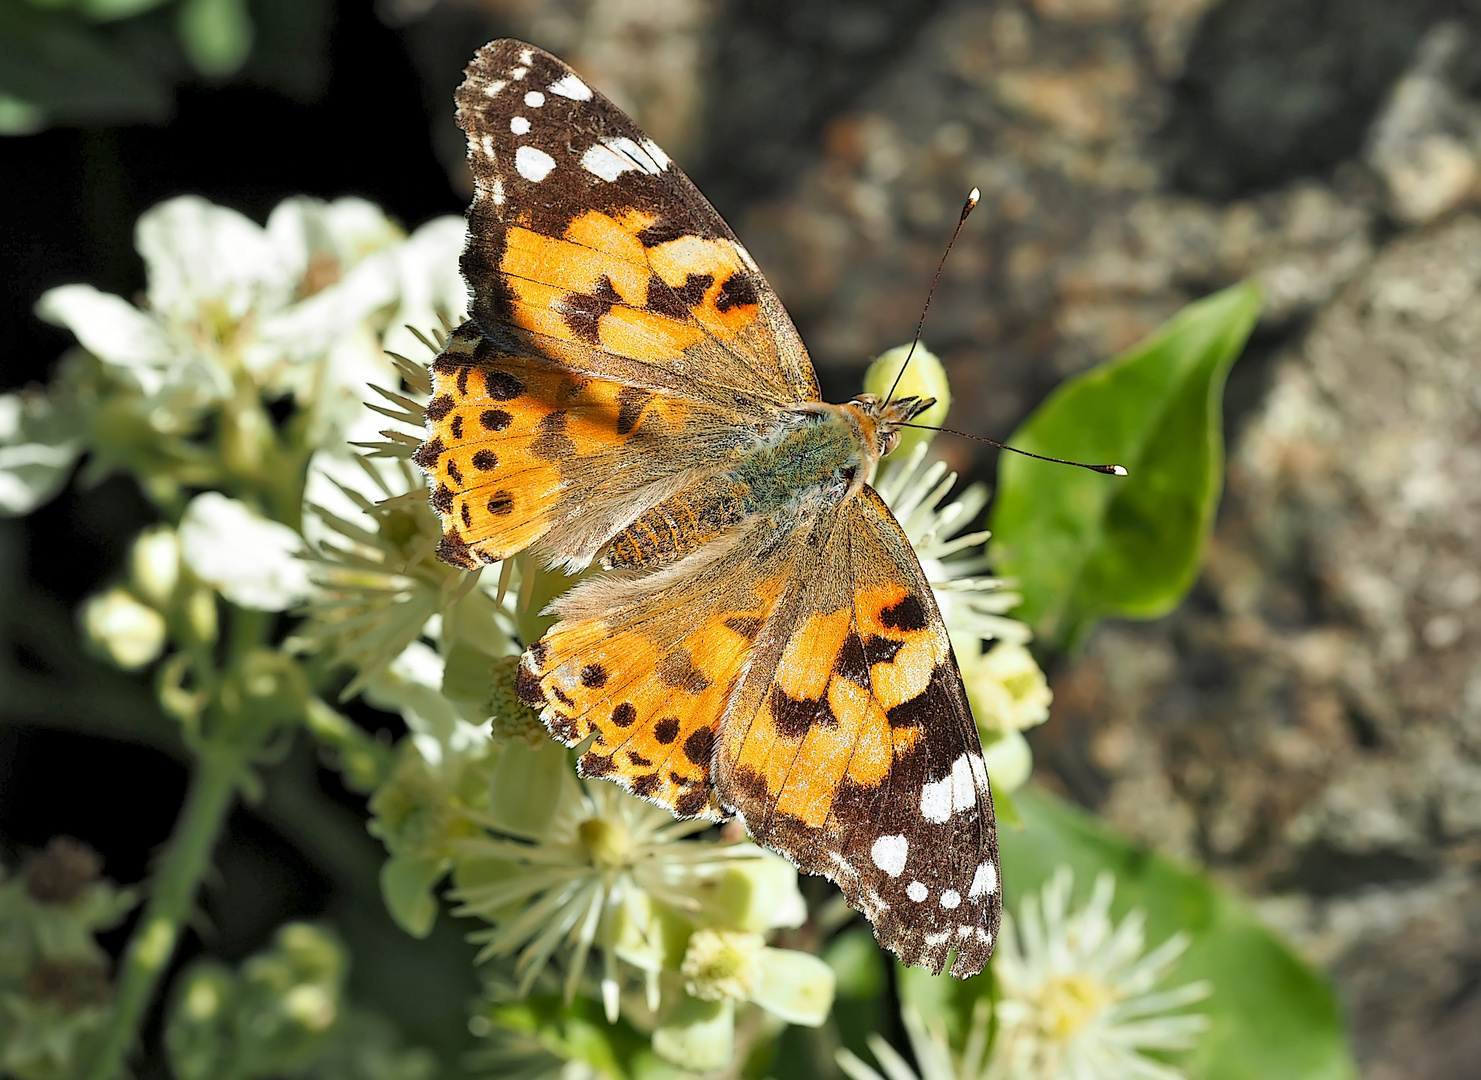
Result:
[455, 40, 819, 412]
[713, 488, 1000, 978]
[517, 525, 798, 819]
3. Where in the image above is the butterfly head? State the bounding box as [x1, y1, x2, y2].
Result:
[850, 393, 936, 458]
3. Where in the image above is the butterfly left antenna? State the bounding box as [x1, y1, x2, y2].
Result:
[883, 187, 980, 407]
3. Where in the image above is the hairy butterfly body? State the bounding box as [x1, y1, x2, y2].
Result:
[415, 39, 1001, 977]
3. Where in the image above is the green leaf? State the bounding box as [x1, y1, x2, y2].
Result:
[177, 0, 253, 77]
[997, 788, 1358, 1080]
[379, 855, 445, 939]
[988, 282, 1262, 650]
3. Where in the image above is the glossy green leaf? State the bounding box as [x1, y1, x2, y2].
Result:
[989, 282, 1262, 650]
[996, 788, 1358, 1080]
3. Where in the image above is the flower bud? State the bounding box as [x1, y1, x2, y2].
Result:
[82, 587, 167, 670]
[965, 641, 1052, 735]
[862, 343, 952, 459]
[130, 526, 180, 608]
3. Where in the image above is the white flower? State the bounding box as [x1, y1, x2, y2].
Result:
[178, 492, 313, 611]
[0, 389, 82, 516]
[32, 195, 457, 447]
[989, 867, 1211, 1080]
[363, 641, 490, 770]
[451, 775, 792, 1024]
[82, 587, 168, 670]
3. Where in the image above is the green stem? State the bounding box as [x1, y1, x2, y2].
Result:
[82, 743, 248, 1080]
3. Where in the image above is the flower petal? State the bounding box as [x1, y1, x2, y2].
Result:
[35, 285, 172, 374]
[751, 947, 836, 1026]
[178, 492, 313, 611]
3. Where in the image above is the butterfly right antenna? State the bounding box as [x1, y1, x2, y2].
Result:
[883, 187, 980, 407]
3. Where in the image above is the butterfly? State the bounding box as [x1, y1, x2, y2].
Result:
[414, 39, 1000, 978]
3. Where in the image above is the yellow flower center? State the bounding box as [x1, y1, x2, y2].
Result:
[579, 817, 632, 870]
[1037, 972, 1117, 1040]
[681, 928, 765, 1002]
[1002, 669, 1041, 702]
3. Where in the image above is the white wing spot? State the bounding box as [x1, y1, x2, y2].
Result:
[906, 881, 928, 903]
[924, 930, 951, 947]
[922, 754, 977, 823]
[510, 116, 530, 135]
[511, 66, 528, 80]
[548, 74, 592, 100]
[940, 889, 962, 910]
[581, 142, 630, 182]
[975, 928, 993, 945]
[969, 752, 988, 789]
[969, 860, 997, 898]
[829, 851, 858, 878]
[515, 145, 556, 182]
[640, 137, 671, 170]
[952, 754, 976, 813]
[957, 925, 972, 937]
[481, 79, 507, 98]
[524, 90, 546, 108]
[920, 776, 951, 823]
[870, 835, 909, 877]
[491, 176, 505, 206]
[480, 134, 496, 160]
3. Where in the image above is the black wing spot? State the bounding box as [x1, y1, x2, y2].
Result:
[657, 648, 710, 693]
[425, 394, 455, 422]
[561, 276, 623, 343]
[723, 615, 763, 640]
[637, 218, 687, 247]
[486, 370, 524, 401]
[450, 415, 464, 440]
[879, 594, 927, 632]
[654, 717, 680, 744]
[430, 485, 454, 514]
[683, 726, 715, 767]
[771, 686, 837, 738]
[580, 663, 608, 688]
[715, 273, 758, 312]
[486, 492, 514, 515]
[675, 787, 709, 817]
[611, 701, 638, 727]
[837, 632, 869, 686]
[472, 450, 498, 471]
[480, 409, 512, 432]
[412, 437, 444, 469]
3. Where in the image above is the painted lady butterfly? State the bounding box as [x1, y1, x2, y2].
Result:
[416, 40, 1001, 977]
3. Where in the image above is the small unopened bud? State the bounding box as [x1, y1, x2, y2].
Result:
[83, 587, 167, 669]
[186, 588, 219, 644]
[862, 343, 952, 459]
[130, 525, 180, 607]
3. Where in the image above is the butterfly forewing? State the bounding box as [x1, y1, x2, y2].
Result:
[455, 40, 819, 409]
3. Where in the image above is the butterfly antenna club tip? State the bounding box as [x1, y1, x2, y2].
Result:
[885, 187, 982, 406]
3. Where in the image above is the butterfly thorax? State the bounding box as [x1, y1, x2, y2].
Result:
[602, 394, 932, 571]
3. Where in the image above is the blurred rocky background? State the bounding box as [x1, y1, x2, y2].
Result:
[6, 1, 1481, 1077]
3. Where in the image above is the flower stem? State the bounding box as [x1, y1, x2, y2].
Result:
[82, 742, 248, 1080]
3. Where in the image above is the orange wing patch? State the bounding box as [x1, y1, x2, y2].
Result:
[519, 581, 785, 819]
[496, 210, 764, 366]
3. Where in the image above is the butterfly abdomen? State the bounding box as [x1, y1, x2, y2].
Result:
[604, 484, 747, 569]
